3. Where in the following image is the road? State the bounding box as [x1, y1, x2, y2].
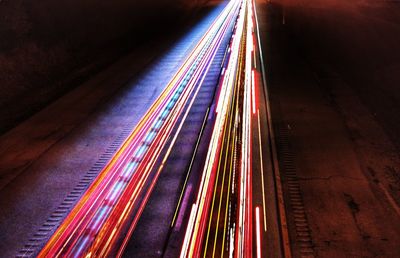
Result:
[10, 0, 292, 257]
[3, 3, 232, 258]
[169, 0, 289, 257]
[37, 1, 241, 257]
[6, 0, 399, 257]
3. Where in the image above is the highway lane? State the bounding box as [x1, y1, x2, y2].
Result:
[121, 4, 237, 258]
[202, 32, 241, 257]
[179, 0, 254, 256]
[251, 1, 291, 257]
[37, 1, 240, 257]
[178, 0, 291, 257]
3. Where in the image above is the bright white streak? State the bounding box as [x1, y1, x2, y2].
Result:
[179, 1, 243, 257]
[252, 70, 256, 114]
[255, 207, 262, 258]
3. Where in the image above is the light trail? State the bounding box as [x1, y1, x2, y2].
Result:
[257, 109, 267, 232]
[177, 0, 292, 257]
[171, 107, 210, 228]
[38, 0, 290, 257]
[252, 70, 256, 114]
[38, 1, 239, 257]
[255, 206, 262, 258]
[252, 0, 292, 256]
[180, 0, 245, 254]
[179, 0, 258, 257]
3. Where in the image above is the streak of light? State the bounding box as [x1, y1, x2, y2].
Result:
[171, 107, 210, 228]
[252, 70, 256, 114]
[180, 0, 264, 257]
[257, 109, 267, 232]
[180, 1, 244, 256]
[39, 0, 238, 256]
[255, 207, 262, 258]
[253, 0, 292, 256]
[117, 39, 219, 256]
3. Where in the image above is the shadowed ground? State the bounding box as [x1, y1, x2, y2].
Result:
[257, 0, 400, 256]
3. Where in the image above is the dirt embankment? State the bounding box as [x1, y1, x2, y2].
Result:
[0, 0, 208, 135]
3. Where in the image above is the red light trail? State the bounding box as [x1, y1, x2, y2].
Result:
[39, 2, 238, 256]
[38, 0, 289, 257]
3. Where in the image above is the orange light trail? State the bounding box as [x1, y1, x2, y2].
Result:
[179, 0, 259, 257]
[38, 1, 238, 256]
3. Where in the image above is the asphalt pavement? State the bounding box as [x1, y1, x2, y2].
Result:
[257, 0, 400, 257]
[0, 3, 228, 257]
